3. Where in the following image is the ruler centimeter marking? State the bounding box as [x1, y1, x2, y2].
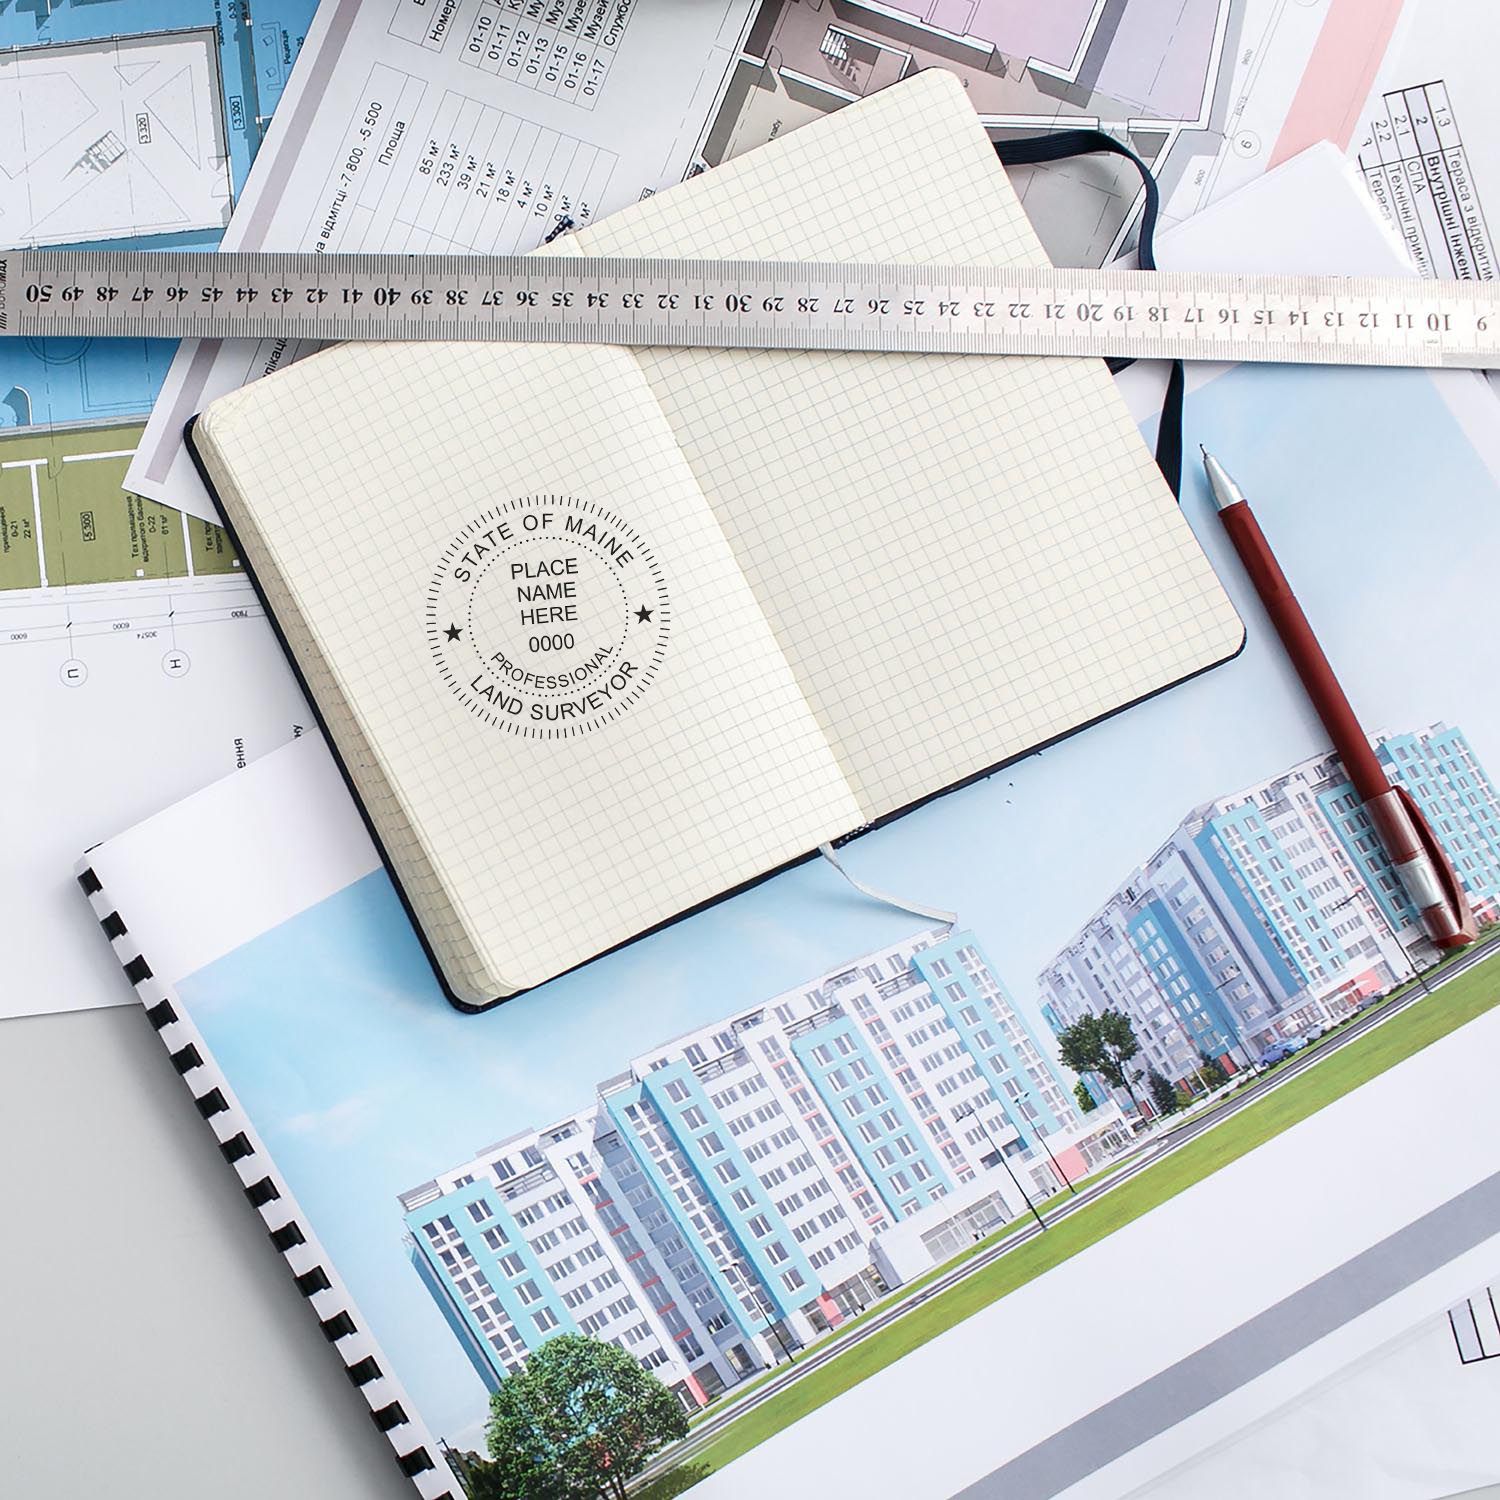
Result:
[2, 250, 1499, 368]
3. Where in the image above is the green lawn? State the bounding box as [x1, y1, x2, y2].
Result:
[682, 1152, 1138, 1429]
[641, 948, 1500, 1495]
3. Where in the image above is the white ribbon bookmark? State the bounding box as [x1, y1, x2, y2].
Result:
[818, 843, 957, 929]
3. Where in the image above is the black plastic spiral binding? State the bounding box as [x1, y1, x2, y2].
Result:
[76, 869, 449, 1496]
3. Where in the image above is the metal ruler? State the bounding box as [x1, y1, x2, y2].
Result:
[3, 249, 1500, 369]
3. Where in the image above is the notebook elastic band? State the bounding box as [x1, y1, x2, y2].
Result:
[994, 128, 1184, 500]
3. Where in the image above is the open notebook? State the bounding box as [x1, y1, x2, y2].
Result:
[188, 71, 1243, 1007]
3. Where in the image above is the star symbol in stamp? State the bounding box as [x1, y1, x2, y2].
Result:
[444, 623, 462, 641]
[634, 605, 653, 624]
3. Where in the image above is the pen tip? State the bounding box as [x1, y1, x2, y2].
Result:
[1200, 448, 1244, 511]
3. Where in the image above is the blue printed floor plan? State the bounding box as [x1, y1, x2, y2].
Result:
[0, 0, 317, 430]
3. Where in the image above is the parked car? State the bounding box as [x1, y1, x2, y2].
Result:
[1301, 1023, 1326, 1042]
[1283, 1034, 1310, 1052]
[1256, 1041, 1296, 1069]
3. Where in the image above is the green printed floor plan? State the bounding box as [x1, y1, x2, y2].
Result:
[0, 422, 239, 593]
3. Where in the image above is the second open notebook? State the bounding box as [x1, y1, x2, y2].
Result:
[187, 71, 1243, 1007]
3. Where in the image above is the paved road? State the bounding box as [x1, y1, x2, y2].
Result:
[633, 942, 1499, 1487]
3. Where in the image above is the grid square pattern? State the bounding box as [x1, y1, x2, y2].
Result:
[194, 339, 861, 1002]
[562, 69, 1244, 816]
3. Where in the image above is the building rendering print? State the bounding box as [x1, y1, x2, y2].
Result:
[399, 722, 1500, 1417]
[399, 928, 1131, 1413]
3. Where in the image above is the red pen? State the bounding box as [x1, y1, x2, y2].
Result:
[1202, 447, 1475, 950]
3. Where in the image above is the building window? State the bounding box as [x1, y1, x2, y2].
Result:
[765, 1241, 789, 1265]
[532, 1308, 560, 1334]
[467, 1198, 493, 1223]
[663, 1079, 691, 1103]
[782, 1269, 806, 1293]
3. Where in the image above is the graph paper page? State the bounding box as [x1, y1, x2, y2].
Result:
[566, 71, 1245, 820]
[192, 340, 859, 1001]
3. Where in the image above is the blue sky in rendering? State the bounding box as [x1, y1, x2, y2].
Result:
[178, 360, 1500, 1449]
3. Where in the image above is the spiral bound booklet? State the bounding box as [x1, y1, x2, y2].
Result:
[77, 730, 1500, 1500]
[185, 70, 1242, 1010]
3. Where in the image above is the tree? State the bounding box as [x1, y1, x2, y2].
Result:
[1056, 1009, 1143, 1112]
[1146, 1067, 1179, 1118]
[478, 1334, 688, 1500]
[1197, 1051, 1229, 1088]
[1072, 1078, 1097, 1114]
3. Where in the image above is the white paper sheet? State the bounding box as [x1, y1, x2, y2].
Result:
[125, 0, 756, 521]
[1132, 1285, 1500, 1500]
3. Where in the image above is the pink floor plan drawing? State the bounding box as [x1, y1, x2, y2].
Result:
[697, 0, 1376, 267]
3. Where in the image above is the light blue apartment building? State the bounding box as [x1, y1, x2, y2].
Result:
[1320, 725, 1500, 932]
[400, 928, 1079, 1408]
[1040, 722, 1500, 1106]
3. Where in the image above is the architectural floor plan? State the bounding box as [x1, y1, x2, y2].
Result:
[700, 0, 1377, 266]
[0, 27, 233, 248]
[1, 0, 317, 432]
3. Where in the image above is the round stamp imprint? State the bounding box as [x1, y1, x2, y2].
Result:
[426, 494, 670, 738]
